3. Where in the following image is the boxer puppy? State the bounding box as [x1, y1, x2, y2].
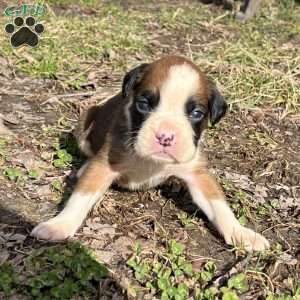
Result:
[31, 56, 269, 251]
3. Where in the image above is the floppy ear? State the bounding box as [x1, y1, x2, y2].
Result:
[122, 63, 149, 98]
[208, 85, 227, 126]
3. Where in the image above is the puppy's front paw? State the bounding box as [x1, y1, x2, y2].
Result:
[31, 217, 79, 241]
[225, 225, 270, 251]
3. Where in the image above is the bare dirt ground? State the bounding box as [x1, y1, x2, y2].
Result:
[0, 1, 299, 299]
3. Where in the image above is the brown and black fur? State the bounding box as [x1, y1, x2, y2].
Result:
[31, 56, 270, 252]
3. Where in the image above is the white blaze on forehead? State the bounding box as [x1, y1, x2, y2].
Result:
[159, 63, 200, 113]
[133, 62, 201, 163]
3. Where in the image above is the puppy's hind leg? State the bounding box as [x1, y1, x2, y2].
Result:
[31, 159, 119, 241]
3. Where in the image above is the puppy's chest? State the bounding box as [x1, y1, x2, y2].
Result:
[114, 153, 205, 190]
[116, 158, 168, 190]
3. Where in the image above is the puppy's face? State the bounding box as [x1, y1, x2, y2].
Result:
[122, 56, 227, 164]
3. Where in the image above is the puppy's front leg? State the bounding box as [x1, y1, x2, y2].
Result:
[31, 159, 118, 241]
[182, 170, 269, 251]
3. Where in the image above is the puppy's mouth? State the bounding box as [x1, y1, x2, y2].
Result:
[153, 146, 198, 164]
[134, 147, 178, 164]
[152, 150, 179, 163]
[134, 143, 198, 164]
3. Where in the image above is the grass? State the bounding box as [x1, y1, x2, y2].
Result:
[127, 241, 300, 300]
[46, 0, 102, 6]
[0, 1, 299, 299]
[1, 0, 299, 111]
[0, 243, 108, 299]
[1, 3, 148, 87]
[127, 240, 218, 299]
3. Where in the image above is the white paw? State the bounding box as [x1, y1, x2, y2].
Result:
[31, 217, 80, 241]
[225, 225, 270, 251]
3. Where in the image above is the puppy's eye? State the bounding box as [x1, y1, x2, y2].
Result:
[189, 108, 204, 122]
[136, 99, 151, 114]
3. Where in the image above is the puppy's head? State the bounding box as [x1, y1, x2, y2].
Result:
[122, 56, 227, 164]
